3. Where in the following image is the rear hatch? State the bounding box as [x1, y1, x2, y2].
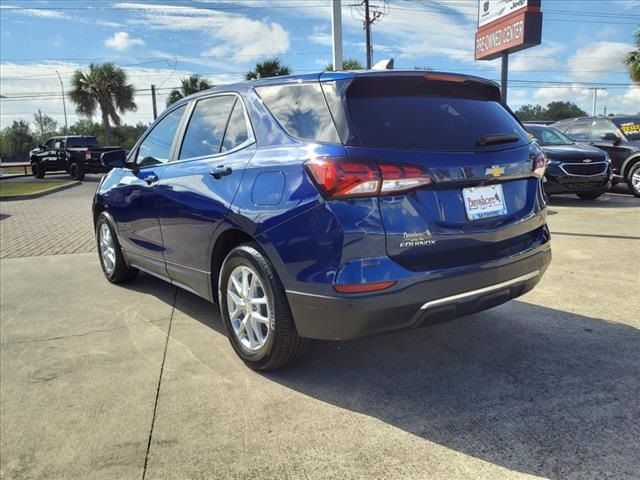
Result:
[323, 73, 547, 271]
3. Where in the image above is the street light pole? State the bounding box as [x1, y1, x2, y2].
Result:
[331, 0, 343, 70]
[55, 70, 68, 131]
[589, 87, 607, 116]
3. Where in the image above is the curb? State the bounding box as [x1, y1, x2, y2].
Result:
[0, 181, 81, 201]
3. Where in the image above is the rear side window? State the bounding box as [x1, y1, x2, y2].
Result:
[221, 100, 250, 152]
[345, 77, 528, 151]
[179, 95, 236, 159]
[137, 105, 186, 166]
[256, 84, 340, 143]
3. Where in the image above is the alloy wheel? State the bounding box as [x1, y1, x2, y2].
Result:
[632, 170, 640, 193]
[99, 223, 116, 275]
[226, 265, 271, 352]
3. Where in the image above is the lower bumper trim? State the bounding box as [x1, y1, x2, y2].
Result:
[420, 270, 540, 310]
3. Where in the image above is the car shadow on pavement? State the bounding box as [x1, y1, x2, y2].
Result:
[124, 274, 640, 480]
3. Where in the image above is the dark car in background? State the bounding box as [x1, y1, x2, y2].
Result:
[30, 135, 121, 180]
[93, 71, 551, 370]
[552, 116, 640, 197]
[525, 124, 611, 200]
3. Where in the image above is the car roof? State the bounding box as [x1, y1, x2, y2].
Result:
[173, 70, 501, 106]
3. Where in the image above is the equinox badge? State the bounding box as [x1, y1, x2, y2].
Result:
[485, 165, 505, 177]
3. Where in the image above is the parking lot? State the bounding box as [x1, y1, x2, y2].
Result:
[1, 177, 639, 480]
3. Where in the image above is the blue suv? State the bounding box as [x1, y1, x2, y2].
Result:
[94, 71, 551, 370]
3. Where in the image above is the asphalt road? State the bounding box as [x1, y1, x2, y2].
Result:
[1, 189, 639, 480]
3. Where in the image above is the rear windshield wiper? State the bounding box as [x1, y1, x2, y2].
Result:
[476, 134, 521, 147]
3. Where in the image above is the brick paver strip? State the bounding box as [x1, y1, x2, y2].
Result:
[0, 180, 97, 259]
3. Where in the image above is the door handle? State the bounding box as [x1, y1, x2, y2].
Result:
[144, 174, 159, 185]
[210, 165, 232, 179]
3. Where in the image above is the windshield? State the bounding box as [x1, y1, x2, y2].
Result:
[613, 118, 640, 141]
[526, 125, 574, 146]
[67, 137, 100, 148]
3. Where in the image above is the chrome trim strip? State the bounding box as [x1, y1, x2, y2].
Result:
[559, 161, 607, 177]
[285, 290, 339, 300]
[420, 270, 540, 310]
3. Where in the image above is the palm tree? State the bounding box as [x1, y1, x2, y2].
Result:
[245, 58, 291, 80]
[69, 63, 136, 145]
[624, 29, 640, 84]
[166, 74, 212, 106]
[325, 58, 363, 71]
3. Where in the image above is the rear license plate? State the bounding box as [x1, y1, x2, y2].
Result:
[462, 184, 507, 220]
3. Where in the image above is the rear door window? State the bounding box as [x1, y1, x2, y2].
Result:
[256, 83, 340, 143]
[343, 76, 528, 151]
[179, 95, 236, 159]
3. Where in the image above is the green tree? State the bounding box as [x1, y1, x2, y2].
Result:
[515, 102, 587, 122]
[32, 110, 58, 143]
[166, 74, 212, 106]
[69, 63, 137, 145]
[0, 121, 34, 160]
[624, 29, 640, 84]
[245, 58, 291, 80]
[326, 58, 363, 71]
[515, 104, 547, 121]
[545, 101, 588, 121]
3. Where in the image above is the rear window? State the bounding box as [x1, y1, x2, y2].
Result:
[256, 83, 340, 143]
[67, 137, 100, 148]
[343, 76, 529, 151]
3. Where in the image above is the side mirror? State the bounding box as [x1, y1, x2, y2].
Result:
[101, 150, 129, 169]
[38, 144, 44, 149]
[602, 132, 621, 145]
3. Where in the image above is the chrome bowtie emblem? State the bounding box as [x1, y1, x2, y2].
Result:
[485, 165, 505, 177]
[584, 158, 592, 163]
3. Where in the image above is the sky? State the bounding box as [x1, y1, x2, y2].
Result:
[1, 0, 639, 130]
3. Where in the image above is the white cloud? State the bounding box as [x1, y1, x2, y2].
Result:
[117, 2, 290, 63]
[509, 42, 565, 73]
[568, 42, 633, 80]
[2, 6, 67, 19]
[105, 31, 145, 51]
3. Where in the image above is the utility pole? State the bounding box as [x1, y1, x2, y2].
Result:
[151, 85, 158, 120]
[37, 109, 44, 136]
[351, 0, 388, 69]
[331, 0, 343, 70]
[589, 87, 606, 116]
[364, 0, 372, 69]
[501, 52, 509, 104]
[55, 70, 68, 132]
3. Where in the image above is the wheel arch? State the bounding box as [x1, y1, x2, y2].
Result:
[210, 228, 258, 303]
[621, 154, 640, 179]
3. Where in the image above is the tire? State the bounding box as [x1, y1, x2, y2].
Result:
[218, 244, 308, 371]
[626, 162, 640, 198]
[577, 192, 604, 200]
[69, 162, 85, 181]
[95, 213, 138, 284]
[31, 162, 45, 179]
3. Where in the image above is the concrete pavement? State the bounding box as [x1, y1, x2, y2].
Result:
[0, 189, 639, 479]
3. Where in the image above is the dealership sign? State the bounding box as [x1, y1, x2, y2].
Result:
[475, 0, 542, 60]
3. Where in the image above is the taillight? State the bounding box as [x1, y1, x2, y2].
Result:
[85, 150, 92, 161]
[530, 144, 547, 179]
[304, 157, 433, 200]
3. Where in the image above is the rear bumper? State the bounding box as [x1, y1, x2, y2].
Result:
[287, 240, 551, 340]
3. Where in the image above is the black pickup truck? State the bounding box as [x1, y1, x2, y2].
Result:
[29, 136, 121, 180]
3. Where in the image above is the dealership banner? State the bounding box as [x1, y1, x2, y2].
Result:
[475, 0, 542, 60]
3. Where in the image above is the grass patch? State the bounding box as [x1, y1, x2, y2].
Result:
[1, 166, 31, 175]
[0, 180, 73, 197]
